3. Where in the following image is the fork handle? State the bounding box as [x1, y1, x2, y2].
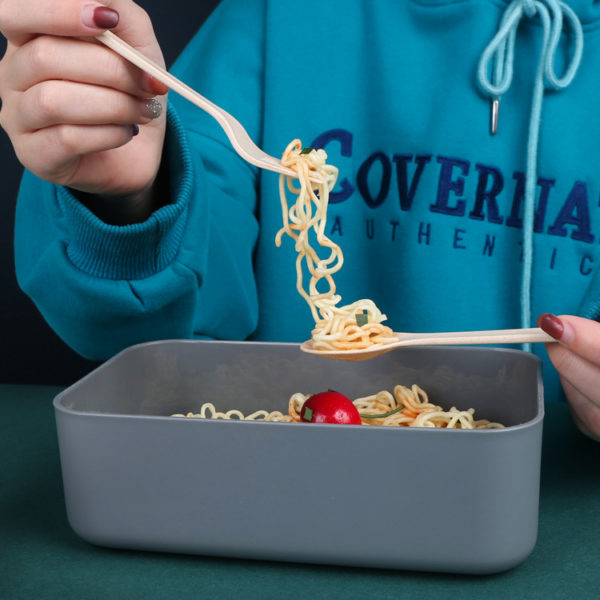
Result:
[96, 32, 221, 117]
[95, 31, 306, 180]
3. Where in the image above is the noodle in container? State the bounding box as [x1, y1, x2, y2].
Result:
[53, 339, 544, 574]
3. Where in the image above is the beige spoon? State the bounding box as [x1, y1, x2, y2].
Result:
[300, 327, 555, 361]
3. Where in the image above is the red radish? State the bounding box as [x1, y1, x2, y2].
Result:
[300, 390, 362, 425]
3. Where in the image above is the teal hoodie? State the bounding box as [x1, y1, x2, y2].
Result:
[14, 0, 600, 403]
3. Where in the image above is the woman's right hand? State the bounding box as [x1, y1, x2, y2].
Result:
[0, 0, 169, 198]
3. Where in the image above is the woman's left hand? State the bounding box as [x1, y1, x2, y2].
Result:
[538, 313, 600, 441]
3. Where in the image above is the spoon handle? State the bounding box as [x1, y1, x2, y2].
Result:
[396, 327, 555, 346]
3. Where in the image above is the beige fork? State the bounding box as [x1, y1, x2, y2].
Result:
[96, 31, 322, 182]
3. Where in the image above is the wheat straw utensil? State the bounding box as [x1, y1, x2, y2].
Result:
[300, 327, 555, 361]
[96, 31, 322, 183]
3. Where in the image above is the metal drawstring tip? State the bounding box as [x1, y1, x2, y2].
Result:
[490, 98, 500, 136]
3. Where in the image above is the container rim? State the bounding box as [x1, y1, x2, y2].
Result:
[53, 339, 545, 434]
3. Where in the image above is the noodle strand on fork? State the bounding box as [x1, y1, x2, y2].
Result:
[276, 139, 396, 350]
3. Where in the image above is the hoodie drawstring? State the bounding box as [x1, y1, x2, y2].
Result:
[477, 0, 583, 350]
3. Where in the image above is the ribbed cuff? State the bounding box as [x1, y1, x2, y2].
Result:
[57, 108, 193, 280]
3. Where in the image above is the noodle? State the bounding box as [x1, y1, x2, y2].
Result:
[173, 143, 504, 430]
[276, 139, 397, 351]
[172, 384, 504, 429]
[172, 402, 294, 423]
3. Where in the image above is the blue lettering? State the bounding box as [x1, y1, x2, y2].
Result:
[550, 247, 557, 270]
[548, 181, 595, 243]
[418, 222, 431, 245]
[454, 228, 467, 249]
[366, 219, 375, 239]
[390, 220, 399, 241]
[357, 152, 391, 208]
[470, 164, 504, 224]
[483, 234, 496, 256]
[311, 129, 354, 204]
[392, 154, 432, 211]
[431, 156, 470, 216]
[581, 254, 593, 275]
[330, 216, 343, 236]
[506, 172, 555, 231]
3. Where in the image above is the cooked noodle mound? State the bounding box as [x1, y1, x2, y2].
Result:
[276, 139, 396, 351]
[173, 384, 504, 429]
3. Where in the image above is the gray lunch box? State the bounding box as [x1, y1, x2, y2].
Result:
[53, 340, 543, 574]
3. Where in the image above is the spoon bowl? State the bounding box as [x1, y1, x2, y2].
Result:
[300, 327, 555, 361]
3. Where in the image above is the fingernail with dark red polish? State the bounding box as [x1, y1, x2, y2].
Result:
[82, 5, 120, 29]
[94, 6, 119, 28]
[537, 313, 564, 340]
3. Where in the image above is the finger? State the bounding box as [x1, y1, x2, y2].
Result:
[561, 378, 600, 441]
[0, 0, 119, 46]
[546, 342, 600, 407]
[16, 122, 136, 176]
[6, 35, 158, 99]
[13, 122, 167, 193]
[0, 0, 162, 66]
[16, 79, 163, 132]
[537, 313, 600, 366]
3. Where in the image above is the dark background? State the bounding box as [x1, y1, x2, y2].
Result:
[0, 0, 221, 384]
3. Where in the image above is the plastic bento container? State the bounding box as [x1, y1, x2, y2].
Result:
[53, 340, 544, 574]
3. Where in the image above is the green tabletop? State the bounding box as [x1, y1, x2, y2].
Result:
[2, 384, 600, 600]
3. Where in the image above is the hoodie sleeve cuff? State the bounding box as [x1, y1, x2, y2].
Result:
[56, 108, 193, 280]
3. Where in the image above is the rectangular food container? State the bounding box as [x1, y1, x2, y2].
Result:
[53, 340, 544, 574]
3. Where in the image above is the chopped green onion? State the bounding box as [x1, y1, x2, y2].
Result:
[300, 147, 314, 155]
[361, 405, 404, 419]
[355, 311, 369, 327]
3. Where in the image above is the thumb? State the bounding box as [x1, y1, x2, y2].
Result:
[1, 1, 160, 59]
[0, 1, 120, 46]
[1, 0, 168, 86]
